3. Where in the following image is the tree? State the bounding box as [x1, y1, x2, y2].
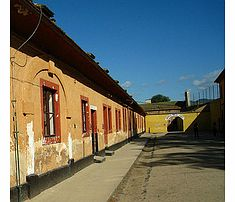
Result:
[151, 94, 170, 103]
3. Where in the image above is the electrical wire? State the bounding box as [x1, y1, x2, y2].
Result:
[11, 5, 43, 62]
[11, 5, 43, 202]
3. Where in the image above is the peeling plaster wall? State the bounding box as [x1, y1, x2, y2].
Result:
[27, 121, 35, 175]
[68, 133, 73, 159]
[72, 139, 83, 161]
[10, 37, 145, 188]
[108, 132, 127, 147]
[34, 143, 68, 174]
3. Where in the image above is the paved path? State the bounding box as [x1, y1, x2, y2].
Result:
[109, 133, 225, 202]
[25, 135, 150, 202]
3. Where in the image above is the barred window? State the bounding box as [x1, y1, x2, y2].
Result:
[81, 96, 89, 135]
[40, 79, 61, 144]
[43, 87, 56, 136]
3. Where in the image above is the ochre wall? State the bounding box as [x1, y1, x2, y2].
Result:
[10, 37, 145, 187]
[146, 114, 168, 133]
[145, 105, 212, 134]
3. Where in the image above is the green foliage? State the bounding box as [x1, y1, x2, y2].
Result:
[151, 94, 171, 103]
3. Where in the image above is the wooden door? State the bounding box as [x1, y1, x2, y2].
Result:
[91, 109, 98, 154]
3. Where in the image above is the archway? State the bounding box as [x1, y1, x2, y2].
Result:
[167, 117, 183, 132]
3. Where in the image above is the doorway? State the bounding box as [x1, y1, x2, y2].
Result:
[91, 109, 98, 154]
[167, 117, 183, 132]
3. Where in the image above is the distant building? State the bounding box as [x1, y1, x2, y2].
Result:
[140, 101, 194, 133]
[145, 99, 152, 104]
[214, 69, 225, 134]
[141, 101, 183, 115]
[142, 69, 225, 136]
[141, 100, 214, 134]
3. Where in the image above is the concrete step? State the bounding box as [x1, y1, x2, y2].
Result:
[94, 155, 106, 163]
[105, 150, 115, 156]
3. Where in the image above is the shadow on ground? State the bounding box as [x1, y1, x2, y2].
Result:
[138, 133, 225, 170]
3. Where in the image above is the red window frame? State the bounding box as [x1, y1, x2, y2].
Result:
[81, 95, 90, 136]
[40, 79, 61, 145]
[122, 108, 126, 132]
[115, 109, 118, 132]
[119, 110, 121, 131]
[103, 104, 112, 134]
[103, 104, 108, 133]
[115, 108, 122, 132]
[137, 115, 140, 129]
[108, 106, 112, 133]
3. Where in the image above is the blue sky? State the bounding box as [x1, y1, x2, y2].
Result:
[34, 0, 224, 102]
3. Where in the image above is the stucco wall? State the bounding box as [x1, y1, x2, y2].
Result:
[10, 37, 145, 187]
[145, 105, 211, 134]
[146, 114, 168, 133]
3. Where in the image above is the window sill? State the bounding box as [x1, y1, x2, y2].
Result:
[42, 135, 61, 145]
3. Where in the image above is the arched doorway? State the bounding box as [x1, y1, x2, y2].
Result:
[167, 117, 184, 132]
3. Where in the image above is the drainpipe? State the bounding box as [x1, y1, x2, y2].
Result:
[12, 100, 22, 202]
[10, 5, 43, 201]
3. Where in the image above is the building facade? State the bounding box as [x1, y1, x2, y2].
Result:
[10, 0, 145, 200]
[213, 69, 225, 134]
[143, 104, 211, 134]
[142, 68, 225, 135]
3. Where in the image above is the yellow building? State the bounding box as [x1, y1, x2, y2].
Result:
[143, 103, 211, 134]
[10, 1, 145, 201]
[142, 69, 225, 136]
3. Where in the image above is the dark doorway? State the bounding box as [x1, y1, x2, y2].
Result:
[167, 117, 183, 132]
[91, 109, 98, 154]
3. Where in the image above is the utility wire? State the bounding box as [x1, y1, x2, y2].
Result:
[11, 5, 43, 62]
[11, 5, 43, 202]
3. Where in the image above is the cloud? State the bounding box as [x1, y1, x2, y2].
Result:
[121, 80, 133, 89]
[156, 79, 166, 85]
[141, 83, 149, 88]
[179, 74, 194, 81]
[192, 69, 221, 89]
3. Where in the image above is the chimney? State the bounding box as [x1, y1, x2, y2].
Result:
[185, 90, 191, 107]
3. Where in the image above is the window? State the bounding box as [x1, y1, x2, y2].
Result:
[43, 88, 55, 136]
[115, 109, 118, 131]
[129, 111, 132, 131]
[123, 108, 127, 132]
[81, 96, 89, 135]
[103, 105, 108, 134]
[108, 107, 112, 132]
[103, 104, 112, 134]
[115, 109, 121, 132]
[118, 110, 121, 131]
[137, 115, 140, 129]
[40, 79, 61, 144]
[81, 100, 87, 132]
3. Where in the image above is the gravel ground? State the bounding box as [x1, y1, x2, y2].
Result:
[108, 134, 224, 202]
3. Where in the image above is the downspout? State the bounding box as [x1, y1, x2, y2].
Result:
[12, 100, 21, 201]
[10, 5, 42, 201]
